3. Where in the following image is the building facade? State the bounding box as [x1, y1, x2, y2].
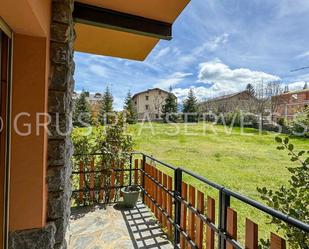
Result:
[199, 90, 256, 114]
[132, 88, 176, 120]
[272, 89, 309, 120]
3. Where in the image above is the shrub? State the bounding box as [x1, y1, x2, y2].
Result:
[257, 137, 309, 249]
[71, 113, 134, 205]
[290, 106, 309, 137]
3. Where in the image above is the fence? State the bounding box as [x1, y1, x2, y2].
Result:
[72, 152, 309, 249]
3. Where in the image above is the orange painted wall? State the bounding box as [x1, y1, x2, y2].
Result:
[1, 0, 51, 231]
[9, 33, 49, 231]
[0, 0, 51, 37]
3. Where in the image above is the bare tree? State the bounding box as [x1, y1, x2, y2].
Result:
[253, 81, 283, 124]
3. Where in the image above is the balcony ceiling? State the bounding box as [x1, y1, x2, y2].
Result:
[74, 0, 190, 61]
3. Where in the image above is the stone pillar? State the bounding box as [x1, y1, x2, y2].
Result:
[48, 0, 75, 248]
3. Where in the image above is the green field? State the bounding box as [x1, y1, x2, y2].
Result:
[128, 122, 309, 245]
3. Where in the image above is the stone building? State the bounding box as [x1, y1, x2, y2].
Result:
[0, 0, 189, 248]
[132, 88, 176, 121]
[271, 88, 309, 120]
[199, 90, 256, 114]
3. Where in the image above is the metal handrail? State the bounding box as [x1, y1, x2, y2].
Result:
[132, 151, 309, 233]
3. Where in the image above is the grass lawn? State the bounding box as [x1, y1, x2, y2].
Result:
[128, 122, 309, 245]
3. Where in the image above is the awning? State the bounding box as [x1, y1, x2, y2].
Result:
[74, 0, 190, 61]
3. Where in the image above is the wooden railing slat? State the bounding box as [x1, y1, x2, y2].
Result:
[79, 161, 85, 204]
[206, 196, 215, 249]
[158, 170, 163, 224]
[226, 208, 237, 249]
[90, 160, 95, 201]
[196, 190, 205, 249]
[188, 185, 196, 243]
[110, 161, 116, 200]
[270, 233, 286, 249]
[154, 168, 159, 219]
[167, 175, 173, 239]
[163, 174, 168, 228]
[99, 161, 104, 201]
[150, 165, 154, 212]
[180, 182, 188, 249]
[245, 219, 258, 249]
[134, 159, 138, 185]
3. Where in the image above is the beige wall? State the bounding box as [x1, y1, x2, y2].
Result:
[133, 89, 169, 120]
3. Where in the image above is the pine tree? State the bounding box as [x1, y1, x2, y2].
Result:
[161, 87, 178, 123]
[73, 91, 93, 127]
[303, 82, 308, 89]
[98, 86, 114, 125]
[182, 88, 198, 122]
[246, 83, 255, 96]
[123, 91, 138, 124]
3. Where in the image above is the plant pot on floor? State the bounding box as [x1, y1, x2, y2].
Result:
[121, 186, 141, 208]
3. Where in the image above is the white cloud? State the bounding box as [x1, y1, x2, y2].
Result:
[153, 72, 193, 90]
[287, 81, 308, 91]
[277, 0, 309, 17]
[173, 87, 211, 103]
[88, 64, 110, 77]
[153, 47, 171, 61]
[198, 59, 280, 94]
[296, 50, 309, 59]
[204, 33, 229, 52]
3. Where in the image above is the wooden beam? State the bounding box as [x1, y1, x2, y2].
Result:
[73, 2, 172, 40]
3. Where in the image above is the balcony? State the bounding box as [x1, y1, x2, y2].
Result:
[69, 152, 309, 249]
[69, 202, 172, 249]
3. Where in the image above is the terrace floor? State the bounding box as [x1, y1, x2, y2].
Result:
[69, 201, 173, 249]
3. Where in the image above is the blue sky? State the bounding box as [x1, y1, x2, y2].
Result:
[74, 0, 309, 110]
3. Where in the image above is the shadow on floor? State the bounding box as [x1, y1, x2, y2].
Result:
[114, 202, 172, 249]
[71, 204, 106, 220]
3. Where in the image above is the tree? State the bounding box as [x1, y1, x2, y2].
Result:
[161, 87, 178, 123]
[183, 88, 198, 122]
[253, 81, 283, 124]
[284, 85, 289, 93]
[72, 91, 93, 127]
[98, 86, 114, 125]
[304, 82, 308, 90]
[257, 137, 309, 249]
[123, 91, 138, 124]
[246, 83, 255, 96]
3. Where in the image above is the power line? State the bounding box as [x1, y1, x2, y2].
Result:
[290, 66, 309, 72]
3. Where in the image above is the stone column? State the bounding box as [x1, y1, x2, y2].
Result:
[48, 0, 75, 248]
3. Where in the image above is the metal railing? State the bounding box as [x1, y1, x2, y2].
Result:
[72, 152, 309, 249]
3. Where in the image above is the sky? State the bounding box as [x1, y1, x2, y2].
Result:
[74, 0, 309, 110]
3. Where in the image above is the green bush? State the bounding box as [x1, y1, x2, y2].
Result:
[257, 137, 309, 249]
[290, 107, 309, 137]
[71, 113, 134, 205]
[216, 111, 257, 127]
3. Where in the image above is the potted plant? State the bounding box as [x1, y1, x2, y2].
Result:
[121, 185, 141, 208]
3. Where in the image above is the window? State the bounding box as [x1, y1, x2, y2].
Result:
[156, 114, 159, 119]
[134, 101, 137, 105]
[146, 96, 149, 101]
[145, 105, 149, 110]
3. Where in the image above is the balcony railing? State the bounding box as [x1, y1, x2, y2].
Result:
[71, 152, 309, 249]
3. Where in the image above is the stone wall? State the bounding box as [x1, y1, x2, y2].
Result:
[48, 0, 75, 248]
